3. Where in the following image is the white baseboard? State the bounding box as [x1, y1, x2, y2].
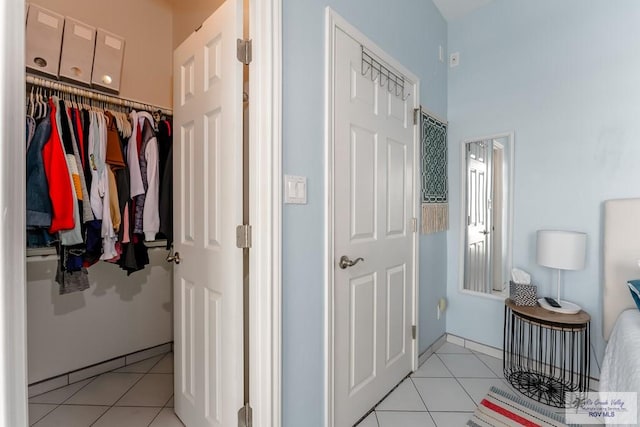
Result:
[28, 342, 173, 397]
[442, 333, 601, 385]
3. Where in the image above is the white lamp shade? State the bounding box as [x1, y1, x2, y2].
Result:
[536, 230, 587, 270]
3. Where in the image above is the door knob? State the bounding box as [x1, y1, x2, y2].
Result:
[339, 255, 364, 269]
[481, 230, 490, 235]
[166, 251, 181, 264]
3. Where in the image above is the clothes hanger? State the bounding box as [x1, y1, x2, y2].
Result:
[28, 86, 35, 118]
[36, 86, 45, 119]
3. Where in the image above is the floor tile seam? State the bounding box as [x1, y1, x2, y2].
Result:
[110, 372, 149, 407]
[29, 402, 59, 426]
[147, 408, 164, 427]
[109, 404, 168, 408]
[455, 376, 502, 380]
[52, 376, 98, 406]
[161, 394, 174, 408]
[425, 409, 438, 427]
[450, 373, 480, 407]
[147, 353, 171, 374]
[375, 409, 429, 412]
[84, 405, 111, 427]
[433, 353, 456, 378]
[89, 405, 162, 427]
[408, 377, 431, 413]
[440, 353, 500, 379]
[49, 403, 118, 407]
[410, 375, 453, 378]
[372, 410, 380, 427]
[472, 351, 503, 377]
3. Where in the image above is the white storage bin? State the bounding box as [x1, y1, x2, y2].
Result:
[92, 28, 125, 93]
[25, 4, 64, 78]
[59, 18, 96, 86]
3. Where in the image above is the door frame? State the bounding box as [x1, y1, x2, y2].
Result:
[323, 8, 420, 426]
[0, 0, 28, 425]
[0, 0, 282, 425]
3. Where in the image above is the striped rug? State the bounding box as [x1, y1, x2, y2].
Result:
[467, 386, 570, 427]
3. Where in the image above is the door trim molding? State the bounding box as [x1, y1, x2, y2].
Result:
[2, 0, 282, 425]
[324, 8, 420, 426]
[0, 0, 28, 425]
[249, 0, 282, 425]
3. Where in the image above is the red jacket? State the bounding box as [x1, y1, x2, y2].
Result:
[42, 100, 75, 233]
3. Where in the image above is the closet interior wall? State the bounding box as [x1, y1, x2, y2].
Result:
[26, 0, 174, 385]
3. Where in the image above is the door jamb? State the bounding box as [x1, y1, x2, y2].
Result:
[0, 0, 28, 425]
[0, 0, 282, 425]
[324, 8, 420, 426]
[249, 0, 282, 425]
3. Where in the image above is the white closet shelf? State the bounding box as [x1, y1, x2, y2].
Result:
[26, 240, 169, 262]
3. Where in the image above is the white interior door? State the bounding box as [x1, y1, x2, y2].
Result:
[466, 141, 491, 293]
[173, 1, 244, 425]
[333, 27, 416, 426]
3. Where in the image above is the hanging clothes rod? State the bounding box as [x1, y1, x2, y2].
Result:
[26, 74, 173, 116]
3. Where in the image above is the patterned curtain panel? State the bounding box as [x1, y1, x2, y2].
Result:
[421, 111, 448, 234]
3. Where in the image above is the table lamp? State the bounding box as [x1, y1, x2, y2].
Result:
[536, 230, 586, 314]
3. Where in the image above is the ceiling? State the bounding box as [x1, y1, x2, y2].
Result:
[432, 0, 494, 21]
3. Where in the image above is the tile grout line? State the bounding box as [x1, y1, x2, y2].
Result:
[90, 352, 170, 426]
[107, 353, 170, 411]
[372, 410, 380, 427]
[30, 352, 174, 426]
[407, 377, 438, 426]
[470, 350, 504, 378]
[30, 375, 100, 426]
[88, 373, 148, 427]
[147, 406, 166, 427]
[434, 353, 482, 409]
[28, 403, 57, 426]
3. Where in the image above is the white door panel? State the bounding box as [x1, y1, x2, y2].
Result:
[173, 1, 243, 426]
[333, 27, 416, 427]
[466, 141, 491, 293]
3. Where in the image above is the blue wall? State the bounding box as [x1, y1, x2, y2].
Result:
[446, 0, 640, 375]
[282, 1, 447, 425]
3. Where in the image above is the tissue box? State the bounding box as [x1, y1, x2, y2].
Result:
[509, 281, 537, 306]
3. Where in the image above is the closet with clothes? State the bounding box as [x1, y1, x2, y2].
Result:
[23, 0, 228, 425]
[26, 79, 174, 292]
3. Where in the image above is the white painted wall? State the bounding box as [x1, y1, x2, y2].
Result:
[27, 249, 173, 384]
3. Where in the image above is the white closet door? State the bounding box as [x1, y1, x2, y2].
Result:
[172, 0, 244, 425]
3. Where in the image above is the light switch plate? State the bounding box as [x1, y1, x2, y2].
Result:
[284, 175, 307, 204]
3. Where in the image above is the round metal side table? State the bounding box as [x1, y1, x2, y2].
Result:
[503, 298, 590, 408]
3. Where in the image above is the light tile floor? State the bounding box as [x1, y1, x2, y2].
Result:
[29, 343, 577, 426]
[356, 342, 565, 427]
[29, 352, 183, 427]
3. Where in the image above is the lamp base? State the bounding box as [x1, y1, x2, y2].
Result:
[538, 298, 582, 314]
